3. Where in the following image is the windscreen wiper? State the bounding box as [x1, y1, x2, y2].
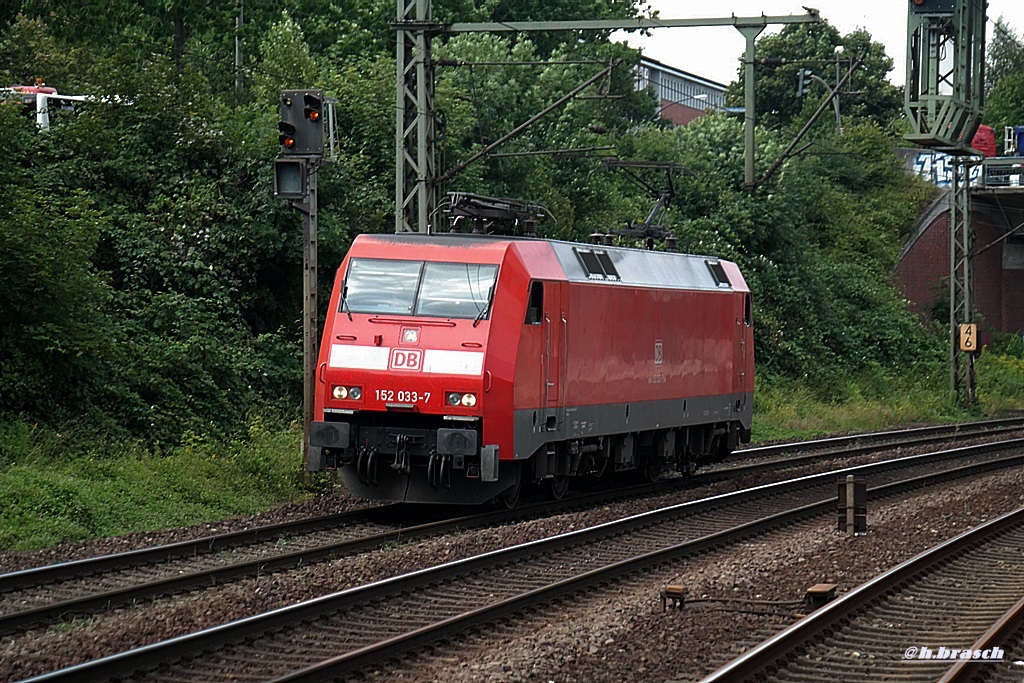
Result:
[472, 287, 493, 328]
[341, 284, 353, 321]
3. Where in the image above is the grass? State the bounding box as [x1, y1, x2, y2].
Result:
[0, 417, 307, 551]
[753, 352, 1024, 443]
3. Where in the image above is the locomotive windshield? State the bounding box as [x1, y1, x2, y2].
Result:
[343, 258, 498, 320]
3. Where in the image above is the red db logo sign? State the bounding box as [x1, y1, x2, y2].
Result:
[389, 348, 423, 371]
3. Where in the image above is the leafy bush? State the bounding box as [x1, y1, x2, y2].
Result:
[0, 418, 304, 550]
[753, 366, 966, 443]
[977, 337, 1024, 413]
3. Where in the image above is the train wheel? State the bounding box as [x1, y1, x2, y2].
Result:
[493, 462, 522, 509]
[545, 474, 569, 500]
[642, 457, 664, 483]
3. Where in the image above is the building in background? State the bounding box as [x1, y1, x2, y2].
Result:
[896, 138, 1024, 337]
[636, 57, 727, 127]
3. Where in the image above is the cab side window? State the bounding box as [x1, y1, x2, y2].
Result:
[525, 282, 543, 324]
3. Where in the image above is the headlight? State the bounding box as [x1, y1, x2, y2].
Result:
[331, 386, 362, 400]
[461, 393, 477, 407]
[447, 392, 462, 406]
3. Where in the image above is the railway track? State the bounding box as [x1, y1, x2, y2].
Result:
[724, 415, 1024, 463]
[699, 504, 1024, 683]
[21, 436, 1024, 683]
[2, 417, 1021, 636]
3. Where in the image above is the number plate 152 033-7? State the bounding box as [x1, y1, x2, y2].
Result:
[375, 389, 431, 404]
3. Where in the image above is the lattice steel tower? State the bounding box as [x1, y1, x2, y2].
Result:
[905, 0, 987, 403]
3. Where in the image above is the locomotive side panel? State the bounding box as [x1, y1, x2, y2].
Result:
[512, 282, 750, 459]
[563, 283, 739, 408]
[513, 244, 753, 471]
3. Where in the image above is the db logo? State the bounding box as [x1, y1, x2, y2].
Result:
[389, 348, 423, 371]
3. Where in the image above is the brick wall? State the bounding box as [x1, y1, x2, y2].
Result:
[897, 198, 1024, 335]
[896, 211, 949, 322]
[658, 100, 705, 127]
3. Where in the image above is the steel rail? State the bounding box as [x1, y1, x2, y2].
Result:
[0, 481, 686, 633]
[270, 452, 1024, 683]
[710, 420, 1024, 480]
[699, 506, 1024, 683]
[730, 416, 1024, 460]
[3, 418, 1020, 635]
[937, 595, 1024, 683]
[22, 438, 1024, 683]
[0, 505, 406, 591]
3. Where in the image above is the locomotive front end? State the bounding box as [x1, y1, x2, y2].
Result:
[309, 236, 518, 505]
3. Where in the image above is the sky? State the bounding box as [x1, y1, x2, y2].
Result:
[614, 1, 1024, 86]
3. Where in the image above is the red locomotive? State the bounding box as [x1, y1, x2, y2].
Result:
[309, 233, 754, 505]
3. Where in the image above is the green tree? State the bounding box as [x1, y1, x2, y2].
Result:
[725, 21, 903, 132]
[987, 17, 1024, 93]
[984, 19, 1024, 149]
[0, 106, 116, 421]
[0, 15, 87, 86]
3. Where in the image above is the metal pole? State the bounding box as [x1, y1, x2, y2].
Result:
[737, 26, 764, 190]
[949, 157, 976, 403]
[36, 93, 50, 130]
[845, 475, 855, 534]
[834, 48, 842, 129]
[395, 0, 436, 233]
[302, 168, 319, 473]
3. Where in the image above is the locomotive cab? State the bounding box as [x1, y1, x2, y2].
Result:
[309, 234, 528, 504]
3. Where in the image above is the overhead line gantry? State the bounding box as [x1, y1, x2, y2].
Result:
[394, 1, 820, 234]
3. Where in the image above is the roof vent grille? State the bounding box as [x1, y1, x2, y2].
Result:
[574, 247, 620, 281]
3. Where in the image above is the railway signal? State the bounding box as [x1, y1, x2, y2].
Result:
[797, 68, 812, 97]
[278, 89, 325, 156]
[274, 88, 331, 477]
[278, 119, 297, 151]
[302, 92, 323, 126]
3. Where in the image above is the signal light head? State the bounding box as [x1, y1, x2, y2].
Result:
[302, 92, 323, 124]
[277, 89, 325, 156]
[278, 120, 297, 149]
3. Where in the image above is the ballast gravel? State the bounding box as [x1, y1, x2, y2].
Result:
[1, 433, 1023, 682]
[361, 468, 1024, 683]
